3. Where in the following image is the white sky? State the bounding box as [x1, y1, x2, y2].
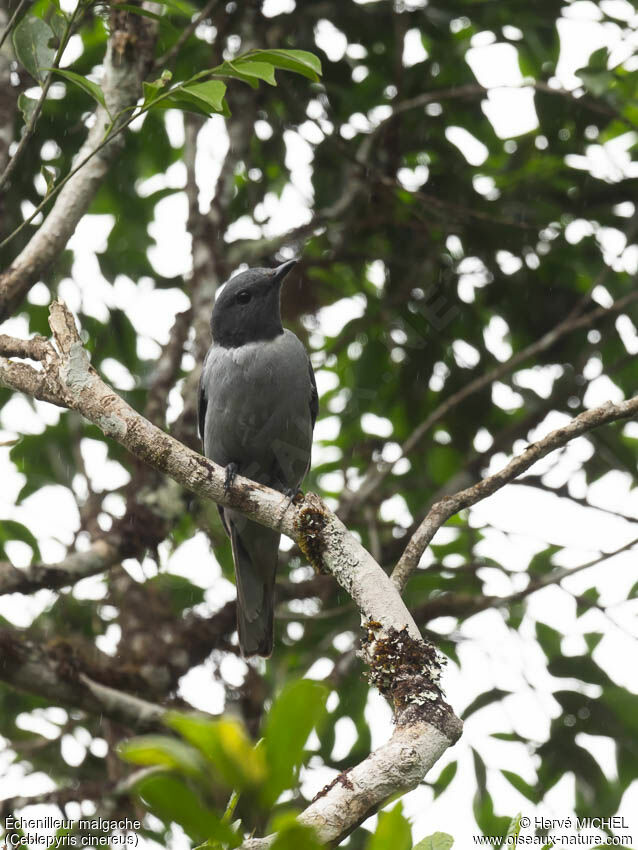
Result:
[1, 1, 638, 848]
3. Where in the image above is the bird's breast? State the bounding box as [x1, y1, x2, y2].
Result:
[202, 331, 313, 489]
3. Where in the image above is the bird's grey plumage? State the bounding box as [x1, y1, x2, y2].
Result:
[198, 260, 317, 657]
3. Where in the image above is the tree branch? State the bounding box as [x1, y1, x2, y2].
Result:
[510, 475, 638, 525]
[0, 625, 167, 731]
[0, 7, 157, 320]
[0, 2, 18, 175]
[0, 538, 121, 596]
[411, 535, 638, 624]
[0, 1, 82, 195]
[152, 0, 221, 72]
[342, 287, 638, 521]
[392, 397, 638, 590]
[0, 300, 462, 844]
[144, 306, 192, 427]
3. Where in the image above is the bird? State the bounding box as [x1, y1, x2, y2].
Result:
[198, 260, 317, 658]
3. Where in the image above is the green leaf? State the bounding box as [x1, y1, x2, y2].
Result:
[147, 574, 205, 613]
[461, 688, 511, 720]
[40, 165, 56, 196]
[118, 735, 208, 780]
[215, 59, 277, 88]
[221, 789, 240, 824]
[17, 93, 38, 125]
[263, 679, 328, 804]
[366, 803, 412, 850]
[413, 833, 454, 850]
[505, 813, 522, 839]
[490, 732, 529, 744]
[269, 813, 324, 850]
[536, 622, 562, 660]
[143, 74, 172, 107]
[576, 69, 615, 97]
[164, 713, 266, 789]
[133, 773, 238, 845]
[49, 68, 107, 110]
[181, 80, 227, 112]
[0, 519, 42, 562]
[159, 81, 228, 117]
[12, 14, 56, 83]
[48, 11, 67, 42]
[241, 48, 322, 81]
[430, 761, 457, 799]
[527, 545, 560, 576]
[114, 3, 166, 21]
[148, 0, 196, 15]
[585, 46, 609, 72]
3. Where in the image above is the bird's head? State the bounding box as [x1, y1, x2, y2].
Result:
[211, 260, 297, 348]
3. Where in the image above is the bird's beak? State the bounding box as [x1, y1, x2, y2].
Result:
[271, 259, 298, 286]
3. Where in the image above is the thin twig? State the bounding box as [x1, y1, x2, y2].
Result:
[0, 2, 83, 194]
[510, 475, 638, 526]
[342, 287, 638, 521]
[152, 0, 220, 71]
[0, 0, 31, 50]
[0, 104, 137, 250]
[391, 394, 638, 590]
[412, 535, 638, 623]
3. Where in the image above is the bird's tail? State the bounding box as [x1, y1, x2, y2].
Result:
[228, 512, 279, 658]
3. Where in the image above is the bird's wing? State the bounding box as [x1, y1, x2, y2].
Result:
[197, 350, 210, 445]
[308, 356, 318, 430]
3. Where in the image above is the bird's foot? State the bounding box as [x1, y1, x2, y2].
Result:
[224, 462, 239, 495]
[283, 487, 305, 507]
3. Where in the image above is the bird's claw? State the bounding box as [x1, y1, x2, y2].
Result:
[283, 487, 304, 507]
[224, 462, 239, 495]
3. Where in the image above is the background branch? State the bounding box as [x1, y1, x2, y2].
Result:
[392, 396, 638, 590]
[0, 539, 121, 595]
[342, 287, 638, 521]
[1, 300, 462, 844]
[0, 7, 157, 320]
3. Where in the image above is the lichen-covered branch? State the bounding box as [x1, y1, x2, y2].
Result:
[0, 301, 462, 845]
[392, 397, 638, 590]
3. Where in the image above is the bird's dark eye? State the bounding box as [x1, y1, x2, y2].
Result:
[236, 290, 251, 305]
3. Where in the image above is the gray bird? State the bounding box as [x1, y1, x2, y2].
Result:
[198, 260, 317, 657]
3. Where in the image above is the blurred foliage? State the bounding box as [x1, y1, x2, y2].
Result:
[117, 680, 327, 847]
[1, 0, 638, 848]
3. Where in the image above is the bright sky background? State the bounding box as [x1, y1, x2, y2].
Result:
[1, 1, 638, 847]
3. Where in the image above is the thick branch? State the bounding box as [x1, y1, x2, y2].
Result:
[0, 332, 51, 359]
[0, 626, 166, 731]
[392, 397, 638, 590]
[0, 539, 121, 596]
[0, 301, 462, 844]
